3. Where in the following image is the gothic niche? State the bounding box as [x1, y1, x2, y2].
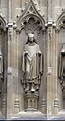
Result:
[22, 33, 43, 111]
[21, 16, 44, 111]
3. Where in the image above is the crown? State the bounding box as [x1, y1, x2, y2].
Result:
[28, 33, 34, 38]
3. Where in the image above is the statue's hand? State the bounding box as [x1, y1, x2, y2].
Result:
[25, 51, 28, 55]
[38, 51, 41, 56]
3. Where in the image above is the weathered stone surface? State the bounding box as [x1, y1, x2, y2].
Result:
[0, 0, 65, 120]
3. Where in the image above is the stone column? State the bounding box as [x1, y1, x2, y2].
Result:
[41, 30, 46, 115]
[6, 0, 14, 117]
[14, 29, 20, 114]
[12, 0, 16, 20]
[6, 22, 13, 118]
[47, 24, 53, 118]
[47, 0, 52, 22]
[8, 0, 12, 22]
[54, 28, 59, 115]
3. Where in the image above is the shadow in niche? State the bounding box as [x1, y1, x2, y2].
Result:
[21, 18, 44, 111]
[17, 15, 46, 118]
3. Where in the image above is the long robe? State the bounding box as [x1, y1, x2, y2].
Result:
[22, 42, 43, 84]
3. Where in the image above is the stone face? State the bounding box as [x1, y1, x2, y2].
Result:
[0, 0, 65, 120]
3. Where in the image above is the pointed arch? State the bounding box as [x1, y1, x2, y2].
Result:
[0, 15, 6, 30]
[56, 11, 65, 28]
[16, 0, 45, 31]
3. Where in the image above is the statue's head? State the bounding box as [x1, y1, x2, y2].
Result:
[28, 33, 34, 42]
[26, 33, 37, 44]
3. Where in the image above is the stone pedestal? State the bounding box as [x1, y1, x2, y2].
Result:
[11, 111, 46, 120]
[24, 91, 39, 111]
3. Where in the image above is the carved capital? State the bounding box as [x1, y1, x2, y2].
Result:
[8, 22, 13, 27]
[45, 21, 56, 29]
[48, 22, 53, 26]
[47, 20, 53, 27]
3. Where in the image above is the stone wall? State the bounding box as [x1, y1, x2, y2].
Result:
[0, 0, 65, 119]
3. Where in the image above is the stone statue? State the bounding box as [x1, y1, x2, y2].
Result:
[22, 33, 43, 92]
[59, 44, 65, 79]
